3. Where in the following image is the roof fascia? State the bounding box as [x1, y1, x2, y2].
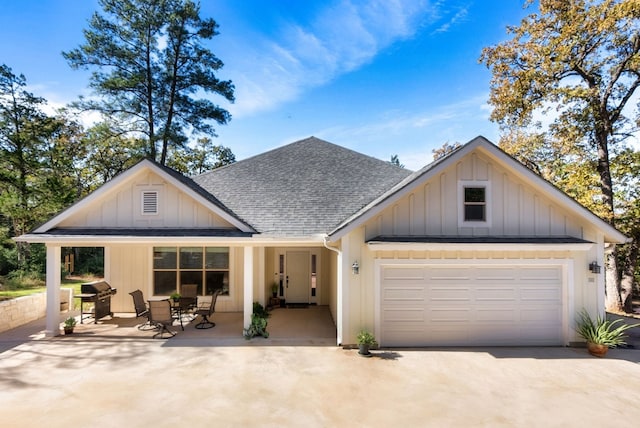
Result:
[367, 241, 594, 252]
[34, 159, 254, 234]
[15, 233, 326, 246]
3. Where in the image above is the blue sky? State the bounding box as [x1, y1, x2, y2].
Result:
[0, 1, 531, 170]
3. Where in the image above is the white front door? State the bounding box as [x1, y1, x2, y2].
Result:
[286, 251, 310, 303]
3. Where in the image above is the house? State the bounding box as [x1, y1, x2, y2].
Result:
[17, 136, 627, 346]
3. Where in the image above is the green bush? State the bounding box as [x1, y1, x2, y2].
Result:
[5, 269, 45, 289]
[244, 302, 270, 339]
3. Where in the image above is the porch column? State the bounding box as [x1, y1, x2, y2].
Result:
[337, 238, 350, 346]
[243, 246, 254, 330]
[45, 244, 61, 337]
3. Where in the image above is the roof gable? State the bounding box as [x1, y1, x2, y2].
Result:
[329, 136, 627, 243]
[193, 137, 412, 236]
[34, 159, 254, 234]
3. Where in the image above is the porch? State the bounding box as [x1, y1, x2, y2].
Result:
[54, 305, 337, 346]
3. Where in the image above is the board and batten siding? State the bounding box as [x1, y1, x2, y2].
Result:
[105, 245, 245, 313]
[57, 170, 235, 229]
[365, 151, 583, 240]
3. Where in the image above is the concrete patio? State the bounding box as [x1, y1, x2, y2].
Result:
[1, 308, 640, 427]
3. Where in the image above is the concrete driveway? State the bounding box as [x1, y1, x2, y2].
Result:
[1, 319, 640, 427]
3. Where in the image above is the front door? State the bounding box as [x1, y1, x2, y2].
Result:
[286, 251, 310, 303]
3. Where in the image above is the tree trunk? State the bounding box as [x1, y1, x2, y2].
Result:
[604, 246, 623, 311]
[620, 239, 637, 312]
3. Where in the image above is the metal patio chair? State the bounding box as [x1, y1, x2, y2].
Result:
[194, 290, 221, 329]
[148, 299, 176, 339]
[129, 289, 155, 330]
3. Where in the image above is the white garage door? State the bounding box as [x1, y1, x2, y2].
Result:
[380, 263, 564, 347]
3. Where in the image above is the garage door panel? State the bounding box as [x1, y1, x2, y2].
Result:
[475, 287, 517, 301]
[380, 263, 564, 347]
[383, 308, 424, 322]
[383, 287, 424, 302]
[519, 307, 562, 322]
[430, 287, 471, 301]
[383, 267, 425, 280]
[476, 308, 516, 322]
[429, 308, 472, 322]
[520, 287, 561, 301]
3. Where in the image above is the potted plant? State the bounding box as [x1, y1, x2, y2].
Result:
[271, 282, 279, 298]
[575, 309, 638, 357]
[63, 316, 77, 335]
[356, 329, 378, 357]
[170, 292, 181, 303]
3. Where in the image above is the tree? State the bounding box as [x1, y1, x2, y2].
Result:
[0, 65, 84, 268]
[166, 137, 235, 175]
[432, 141, 462, 161]
[63, 0, 234, 165]
[480, 0, 640, 311]
[389, 154, 404, 168]
[80, 121, 146, 191]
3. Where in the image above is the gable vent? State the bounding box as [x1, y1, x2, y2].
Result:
[142, 191, 158, 215]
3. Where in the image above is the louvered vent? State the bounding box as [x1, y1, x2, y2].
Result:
[142, 191, 158, 215]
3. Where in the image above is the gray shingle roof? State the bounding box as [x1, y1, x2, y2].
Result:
[193, 137, 412, 236]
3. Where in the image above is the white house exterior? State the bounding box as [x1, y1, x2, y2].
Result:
[17, 136, 627, 346]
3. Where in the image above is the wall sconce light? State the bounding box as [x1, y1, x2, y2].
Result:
[588, 261, 601, 274]
[351, 261, 359, 275]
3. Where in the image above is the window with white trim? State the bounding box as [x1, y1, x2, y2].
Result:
[153, 246, 230, 297]
[458, 181, 491, 227]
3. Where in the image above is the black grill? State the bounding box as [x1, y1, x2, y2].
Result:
[80, 281, 117, 323]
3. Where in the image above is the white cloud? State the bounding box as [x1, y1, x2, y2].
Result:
[227, 0, 436, 118]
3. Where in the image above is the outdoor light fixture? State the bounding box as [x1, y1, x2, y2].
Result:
[588, 261, 601, 274]
[352, 261, 359, 275]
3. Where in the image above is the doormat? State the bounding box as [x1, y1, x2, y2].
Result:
[286, 303, 309, 309]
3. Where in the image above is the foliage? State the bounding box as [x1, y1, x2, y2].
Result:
[79, 122, 146, 191]
[63, 316, 77, 328]
[165, 137, 236, 175]
[4, 270, 45, 289]
[243, 302, 270, 339]
[252, 301, 270, 319]
[63, 0, 235, 165]
[170, 292, 181, 300]
[389, 154, 404, 168]
[432, 141, 462, 161]
[356, 330, 378, 346]
[575, 309, 639, 347]
[480, 0, 640, 311]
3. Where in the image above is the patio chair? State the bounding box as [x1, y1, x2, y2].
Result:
[148, 299, 176, 339]
[180, 283, 198, 312]
[129, 289, 155, 330]
[194, 290, 221, 329]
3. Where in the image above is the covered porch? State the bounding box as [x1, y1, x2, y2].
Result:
[47, 304, 337, 346]
[33, 239, 342, 343]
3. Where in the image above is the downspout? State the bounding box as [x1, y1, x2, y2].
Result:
[323, 235, 343, 346]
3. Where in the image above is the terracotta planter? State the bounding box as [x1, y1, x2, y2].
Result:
[587, 342, 609, 357]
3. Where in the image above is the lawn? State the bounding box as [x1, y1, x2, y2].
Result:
[0, 275, 101, 302]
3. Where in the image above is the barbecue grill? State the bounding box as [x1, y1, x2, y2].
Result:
[79, 281, 117, 323]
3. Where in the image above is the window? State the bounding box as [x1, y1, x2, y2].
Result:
[153, 246, 230, 296]
[458, 181, 491, 227]
[464, 187, 486, 221]
[141, 191, 158, 215]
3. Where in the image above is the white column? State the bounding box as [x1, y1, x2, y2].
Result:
[243, 246, 254, 330]
[257, 246, 265, 305]
[45, 245, 61, 337]
[337, 238, 350, 346]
